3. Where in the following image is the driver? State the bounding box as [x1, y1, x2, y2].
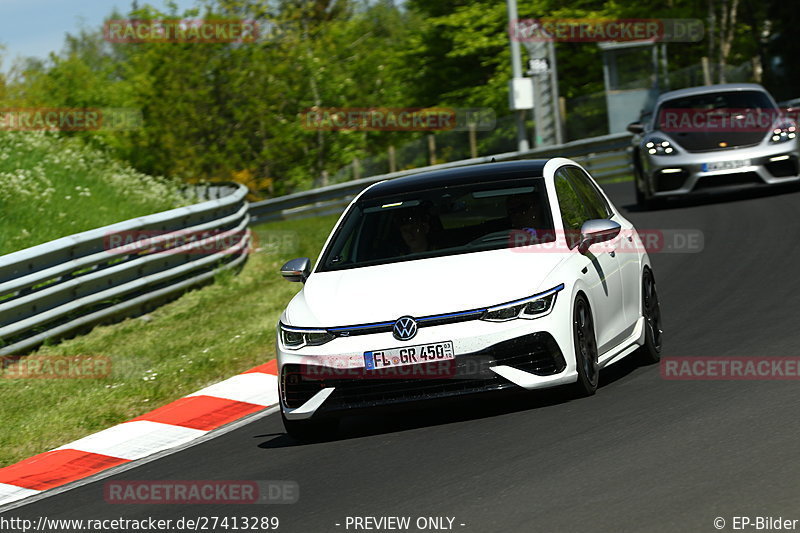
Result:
[397, 206, 433, 253]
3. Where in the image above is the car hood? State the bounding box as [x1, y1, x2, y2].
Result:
[284, 248, 568, 327]
[668, 130, 767, 152]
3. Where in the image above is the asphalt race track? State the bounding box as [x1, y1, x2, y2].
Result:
[5, 181, 800, 533]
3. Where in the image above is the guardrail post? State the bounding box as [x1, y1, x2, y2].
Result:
[352, 158, 361, 180]
[427, 134, 437, 165]
[558, 97, 567, 141]
[388, 145, 397, 173]
[468, 123, 477, 159]
[702, 56, 712, 86]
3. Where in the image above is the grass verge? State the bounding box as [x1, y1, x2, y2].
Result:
[0, 214, 338, 467]
[0, 132, 188, 255]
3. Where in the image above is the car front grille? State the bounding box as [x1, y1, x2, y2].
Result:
[674, 132, 764, 153]
[693, 171, 762, 190]
[280, 332, 566, 410]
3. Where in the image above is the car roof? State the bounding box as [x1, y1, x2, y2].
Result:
[655, 83, 769, 106]
[359, 160, 549, 201]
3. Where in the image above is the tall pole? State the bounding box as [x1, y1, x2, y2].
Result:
[548, 41, 564, 145]
[506, 0, 530, 152]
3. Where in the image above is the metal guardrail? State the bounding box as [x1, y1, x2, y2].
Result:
[0, 184, 250, 356]
[249, 132, 633, 223]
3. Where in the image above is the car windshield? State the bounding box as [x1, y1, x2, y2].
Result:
[318, 177, 554, 271]
[656, 90, 776, 125]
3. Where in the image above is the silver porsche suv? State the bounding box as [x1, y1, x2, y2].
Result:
[628, 83, 799, 207]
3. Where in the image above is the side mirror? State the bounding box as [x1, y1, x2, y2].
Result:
[280, 257, 311, 283]
[626, 122, 645, 135]
[578, 220, 621, 254]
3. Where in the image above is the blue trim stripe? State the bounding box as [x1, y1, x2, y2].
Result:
[280, 325, 329, 333]
[284, 283, 565, 333]
[417, 309, 485, 322]
[328, 321, 395, 332]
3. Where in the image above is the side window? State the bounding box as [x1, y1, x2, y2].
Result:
[554, 170, 590, 249]
[566, 167, 612, 219]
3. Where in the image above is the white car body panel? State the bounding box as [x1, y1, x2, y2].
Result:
[286, 249, 566, 327]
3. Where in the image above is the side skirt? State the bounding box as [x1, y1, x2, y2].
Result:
[598, 316, 646, 369]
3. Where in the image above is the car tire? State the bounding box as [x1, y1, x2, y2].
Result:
[635, 179, 663, 209]
[635, 182, 648, 207]
[633, 164, 664, 209]
[633, 155, 650, 207]
[281, 410, 338, 441]
[637, 268, 663, 364]
[571, 294, 599, 397]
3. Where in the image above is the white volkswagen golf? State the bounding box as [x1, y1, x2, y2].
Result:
[276, 159, 662, 439]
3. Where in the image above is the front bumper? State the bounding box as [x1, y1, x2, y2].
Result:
[281, 332, 567, 418]
[277, 314, 576, 420]
[642, 141, 800, 197]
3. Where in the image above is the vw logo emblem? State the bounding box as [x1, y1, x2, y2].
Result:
[393, 316, 418, 341]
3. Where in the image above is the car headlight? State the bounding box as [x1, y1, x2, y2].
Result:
[279, 324, 335, 349]
[643, 137, 677, 156]
[481, 284, 564, 322]
[769, 121, 797, 144]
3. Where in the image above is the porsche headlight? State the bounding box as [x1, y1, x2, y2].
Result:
[643, 137, 677, 156]
[769, 121, 797, 144]
[481, 284, 564, 322]
[279, 324, 334, 349]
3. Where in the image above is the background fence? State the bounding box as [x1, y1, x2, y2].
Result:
[250, 132, 633, 223]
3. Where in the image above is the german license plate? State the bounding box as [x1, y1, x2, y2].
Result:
[702, 159, 751, 172]
[364, 341, 455, 370]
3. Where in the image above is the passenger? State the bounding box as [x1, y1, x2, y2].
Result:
[506, 193, 548, 245]
[506, 193, 541, 230]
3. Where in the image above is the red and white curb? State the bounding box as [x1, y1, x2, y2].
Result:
[0, 360, 279, 507]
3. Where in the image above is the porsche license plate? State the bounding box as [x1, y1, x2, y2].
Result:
[702, 159, 751, 172]
[364, 341, 455, 370]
